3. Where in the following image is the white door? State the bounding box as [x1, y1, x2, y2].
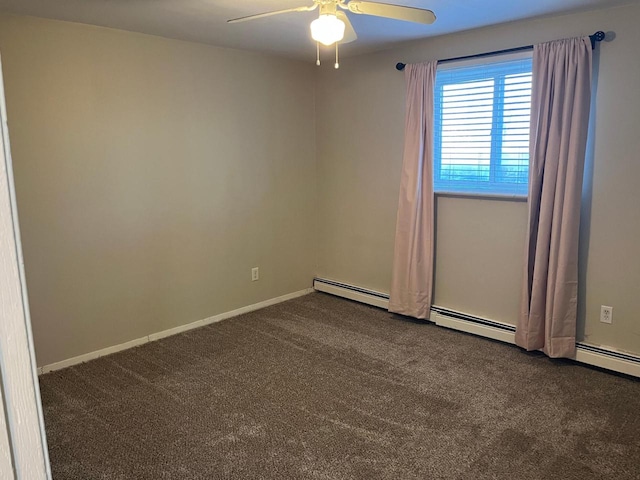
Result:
[0, 54, 51, 479]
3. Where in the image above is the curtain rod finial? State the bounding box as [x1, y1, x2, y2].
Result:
[589, 31, 606, 49]
[396, 63, 406, 71]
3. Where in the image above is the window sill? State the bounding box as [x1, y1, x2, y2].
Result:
[435, 191, 528, 202]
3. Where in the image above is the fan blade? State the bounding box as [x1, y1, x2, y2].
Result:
[336, 11, 358, 44]
[228, 4, 317, 24]
[346, 1, 436, 24]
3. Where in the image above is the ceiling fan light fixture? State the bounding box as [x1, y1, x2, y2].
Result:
[310, 14, 345, 46]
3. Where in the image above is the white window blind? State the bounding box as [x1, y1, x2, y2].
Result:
[433, 56, 533, 195]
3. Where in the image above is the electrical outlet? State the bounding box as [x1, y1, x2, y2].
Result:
[251, 267, 259, 282]
[600, 305, 613, 324]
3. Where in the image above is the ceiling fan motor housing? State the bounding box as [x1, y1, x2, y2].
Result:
[318, 2, 339, 16]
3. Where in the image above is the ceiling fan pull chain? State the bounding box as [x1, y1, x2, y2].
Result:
[335, 42, 339, 69]
[316, 42, 321, 66]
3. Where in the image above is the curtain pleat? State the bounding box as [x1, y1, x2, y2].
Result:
[389, 62, 438, 319]
[516, 37, 593, 358]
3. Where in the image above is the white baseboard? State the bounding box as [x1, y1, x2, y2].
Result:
[38, 337, 149, 374]
[313, 277, 640, 378]
[39, 288, 314, 375]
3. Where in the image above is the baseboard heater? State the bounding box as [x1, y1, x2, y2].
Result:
[313, 277, 640, 378]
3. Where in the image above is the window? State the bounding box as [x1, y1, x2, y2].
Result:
[433, 56, 533, 196]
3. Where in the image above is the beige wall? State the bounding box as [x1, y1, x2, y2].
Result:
[0, 14, 317, 366]
[316, 4, 640, 354]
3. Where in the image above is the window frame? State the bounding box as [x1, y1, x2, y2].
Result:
[433, 52, 533, 198]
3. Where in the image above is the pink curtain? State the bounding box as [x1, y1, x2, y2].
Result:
[389, 62, 437, 319]
[516, 37, 593, 358]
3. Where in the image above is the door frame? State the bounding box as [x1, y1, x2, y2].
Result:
[0, 54, 51, 479]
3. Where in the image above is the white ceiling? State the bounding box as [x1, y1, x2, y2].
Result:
[0, 0, 634, 60]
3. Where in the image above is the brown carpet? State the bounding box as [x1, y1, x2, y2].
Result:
[40, 292, 640, 479]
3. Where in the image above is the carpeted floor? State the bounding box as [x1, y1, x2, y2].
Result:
[40, 292, 640, 479]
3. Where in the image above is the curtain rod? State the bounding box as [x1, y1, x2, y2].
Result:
[395, 31, 605, 71]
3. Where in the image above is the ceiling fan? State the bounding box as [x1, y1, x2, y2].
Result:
[228, 1, 436, 68]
